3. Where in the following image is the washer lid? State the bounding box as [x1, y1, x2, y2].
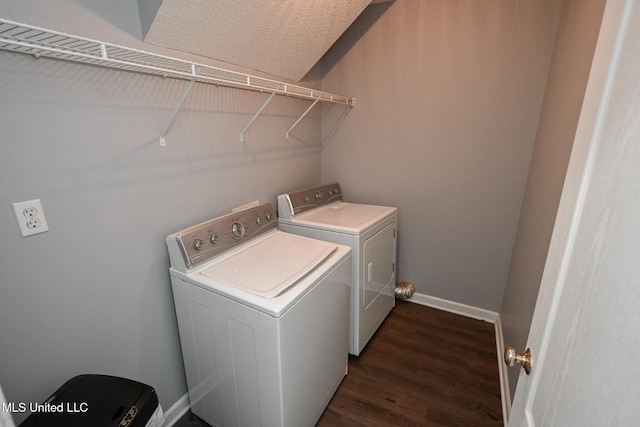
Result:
[199, 232, 337, 298]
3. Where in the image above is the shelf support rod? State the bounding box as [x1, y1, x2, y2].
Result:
[286, 95, 321, 139]
[240, 85, 281, 142]
[158, 65, 201, 146]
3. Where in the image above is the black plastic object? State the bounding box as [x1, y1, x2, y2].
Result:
[19, 374, 159, 427]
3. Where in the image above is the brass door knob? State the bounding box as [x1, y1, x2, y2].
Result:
[504, 346, 532, 375]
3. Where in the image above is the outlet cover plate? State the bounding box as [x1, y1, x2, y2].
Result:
[13, 199, 49, 237]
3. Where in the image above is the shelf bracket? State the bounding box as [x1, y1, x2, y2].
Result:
[286, 95, 321, 139]
[321, 104, 353, 149]
[158, 65, 201, 146]
[240, 85, 281, 142]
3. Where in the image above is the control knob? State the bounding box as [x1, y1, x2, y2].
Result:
[231, 222, 245, 238]
[193, 239, 203, 251]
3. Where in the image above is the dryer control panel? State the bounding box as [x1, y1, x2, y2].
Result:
[168, 203, 277, 271]
[277, 182, 343, 219]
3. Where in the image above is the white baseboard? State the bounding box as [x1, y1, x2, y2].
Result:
[404, 293, 510, 426]
[162, 393, 190, 427]
[405, 292, 499, 322]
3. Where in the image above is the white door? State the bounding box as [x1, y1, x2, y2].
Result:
[508, 0, 640, 425]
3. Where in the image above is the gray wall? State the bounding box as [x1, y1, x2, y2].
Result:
[500, 0, 607, 398]
[0, 1, 325, 423]
[320, 0, 562, 312]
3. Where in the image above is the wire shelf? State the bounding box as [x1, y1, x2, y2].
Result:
[0, 18, 355, 144]
[0, 18, 355, 106]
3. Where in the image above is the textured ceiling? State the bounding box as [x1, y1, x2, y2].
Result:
[141, 0, 375, 81]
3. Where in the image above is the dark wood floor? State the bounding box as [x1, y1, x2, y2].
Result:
[174, 301, 503, 427]
[316, 301, 503, 427]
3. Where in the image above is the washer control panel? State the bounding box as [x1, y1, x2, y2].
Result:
[174, 203, 277, 269]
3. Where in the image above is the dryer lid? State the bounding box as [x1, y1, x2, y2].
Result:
[300, 202, 396, 228]
[199, 232, 337, 298]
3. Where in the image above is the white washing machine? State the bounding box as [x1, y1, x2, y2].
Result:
[166, 203, 352, 427]
[278, 183, 398, 356]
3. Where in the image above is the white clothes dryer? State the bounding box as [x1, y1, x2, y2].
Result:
[278, 183, 398, 356]
[166, 203, 352, 427]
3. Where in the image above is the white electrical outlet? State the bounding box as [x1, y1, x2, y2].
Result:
[12, 199, 49, 237]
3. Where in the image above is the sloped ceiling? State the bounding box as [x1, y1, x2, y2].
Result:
[138, 0, 385, 82]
